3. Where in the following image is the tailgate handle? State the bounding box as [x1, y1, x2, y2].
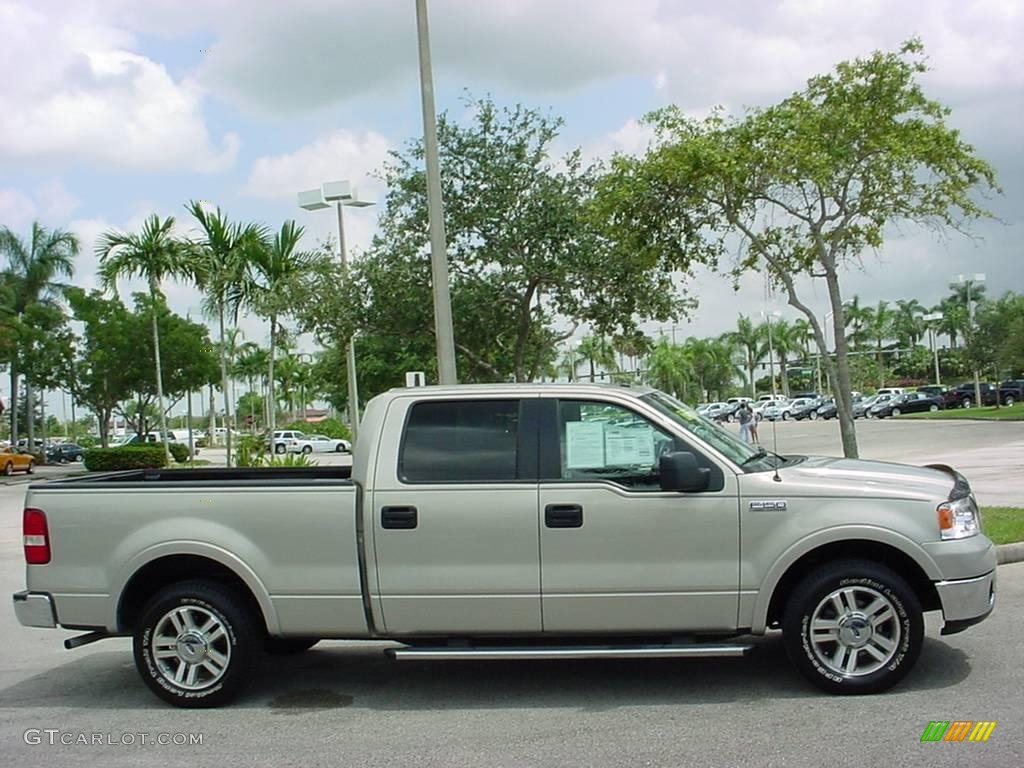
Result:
[545, 504, 583, 528]
[381, 506, 418, 529]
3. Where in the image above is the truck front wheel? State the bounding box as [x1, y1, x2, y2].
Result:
[782, 559, 922, 695]
[134, 580, 259, 708]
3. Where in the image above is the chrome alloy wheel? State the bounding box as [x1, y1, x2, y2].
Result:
[151, 605, 232, 691]
[808, 586, 901, 677]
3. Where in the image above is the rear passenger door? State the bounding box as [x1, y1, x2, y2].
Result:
[369, 396, 542, 634]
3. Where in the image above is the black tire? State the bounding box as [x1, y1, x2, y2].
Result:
[301, 445, 312, 455]
[929, 404, 939, 412]
[1006, 396, 1015, 407]
[335, 445, 346, 453]
[264, 636, 319, 654]
[26, 461, 34, 474]
[134, 580, 260, 708]
[275, 443, 286, 454]
[891, 408, 901, 417]
[961, 398, 972, 409]
[4, 461, 13, 476]
[781, 412, 789, 421]
[809, 411, 818, 420]
[783, 559, 923, 695]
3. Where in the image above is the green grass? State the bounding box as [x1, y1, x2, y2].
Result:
[897, 406, 1024, 421]
[183, 460, 213, 467]
[981, 507, 1024, 545]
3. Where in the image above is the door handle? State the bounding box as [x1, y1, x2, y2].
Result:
[381, 506, 418, 529]
[545, 503, 583, 528]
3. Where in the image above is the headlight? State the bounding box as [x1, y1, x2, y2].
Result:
[937, 495, 981, 540]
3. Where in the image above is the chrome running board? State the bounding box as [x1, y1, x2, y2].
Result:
[387, 643, 753, 661]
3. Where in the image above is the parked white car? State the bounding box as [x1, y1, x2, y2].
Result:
[761, 399, 794, 421]
[290, 434, 352, 454]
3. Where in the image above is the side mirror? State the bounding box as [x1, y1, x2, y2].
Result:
[659, 451, 711, 493]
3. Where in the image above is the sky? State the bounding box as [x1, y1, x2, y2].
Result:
[1, 0, 1021, 415]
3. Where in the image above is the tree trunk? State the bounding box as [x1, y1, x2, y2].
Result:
[26, 379, 34, 449]
[589, 358, 596, 382]
[218, 305, 232, 467]
[9, 367, 17, 441]
[40, 390, 47, 463]
[877, 341, 885, 389]
[267, 315, 277, 437]
[748, 352, 756, 397]
[780, 357, 791, 397]
[150, 287, 172, 467]
[824, 268, 858, 458]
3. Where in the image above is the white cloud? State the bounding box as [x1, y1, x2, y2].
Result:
[0, 180, 81, 230]
[0, 2, 238, 172]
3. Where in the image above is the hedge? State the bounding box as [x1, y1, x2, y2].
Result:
[83, 446, 169, 472]
[169, 443, 190, 463]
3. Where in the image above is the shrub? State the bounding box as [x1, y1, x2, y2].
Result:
[281, 418, 351, 441]
[168, 443, 190, 463]
[235, 434, 267, 468]
[84, 446, 168, 472]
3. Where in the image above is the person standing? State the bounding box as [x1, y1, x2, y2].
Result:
[750, 407, 761, 445]
[737, 402, 754, 444]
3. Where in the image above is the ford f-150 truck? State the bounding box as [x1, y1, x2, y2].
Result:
[13, 383, 996, 707]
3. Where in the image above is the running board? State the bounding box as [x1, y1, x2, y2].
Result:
[387, 643, 753, 661]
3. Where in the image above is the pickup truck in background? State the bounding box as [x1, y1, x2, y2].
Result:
[13, 383, 996, 708]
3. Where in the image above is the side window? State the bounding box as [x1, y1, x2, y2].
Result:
[557, 400, 677, 491]
[400, 400, 520, 483]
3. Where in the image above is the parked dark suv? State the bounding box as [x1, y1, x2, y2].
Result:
[998, 379, 1024, 407]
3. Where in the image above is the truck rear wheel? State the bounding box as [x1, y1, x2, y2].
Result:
[264, 636, 320, 654]
[782, 559, 922, 695]
[134, 580, 259, 708]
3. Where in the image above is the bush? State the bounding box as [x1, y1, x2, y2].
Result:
[168, 443, 190, 463]
[281, 418, 351, 441]
[84, 446, 168, 472]
[235, 434, 267, 468]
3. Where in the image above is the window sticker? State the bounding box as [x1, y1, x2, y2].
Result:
[604, 425, 655, 466]
[565, 421, 606, 468]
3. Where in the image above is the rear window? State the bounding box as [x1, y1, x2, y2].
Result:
[400, 400, 520, 483]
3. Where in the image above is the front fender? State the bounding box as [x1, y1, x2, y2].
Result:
[749, 524, 942, 634]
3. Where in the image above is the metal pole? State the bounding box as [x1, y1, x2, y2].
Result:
[932, 328, 941, 386]
[968, 281, 982, 408]
[416, 0, 458, 384]
[336, 203, 361, 442]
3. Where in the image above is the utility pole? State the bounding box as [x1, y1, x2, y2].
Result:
[416, 0, 458, 384]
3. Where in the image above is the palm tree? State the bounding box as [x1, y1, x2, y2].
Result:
[725, 315, 764, 397]
[187, 202, 267, 466]
[0, 222, 78, 446]
[687, 336, 740, 402]
[893, 299, 926, 349]
[768, 320, 805, 397]
[843, 295, 872, 350]
[644, 339, 693, 400]
[96, 214, 187, 465]
[233, 342, 266, 431]
[575, 335, 618, 382]
[245, 221, 321, 437]
[866, 301, 896, 388]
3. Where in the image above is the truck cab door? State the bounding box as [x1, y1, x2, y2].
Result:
[537, 397, 740, 633]
[367, 396, 542, 634]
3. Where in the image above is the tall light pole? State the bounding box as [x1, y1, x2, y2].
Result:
[955, 273, 986, 407]
[923, 311, 943, 386]
[415, 0, 458, 384]
[298, 181, 374, 442]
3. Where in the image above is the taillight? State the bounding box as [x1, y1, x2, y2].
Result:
[23, 508, 51, 564]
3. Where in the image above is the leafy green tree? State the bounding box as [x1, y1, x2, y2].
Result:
[725, 315, 766, 397]
[0, 221, 78, 442]
[595, 40, 999, 457]
[843, 296, 872, 351]
[767, 319, 807, 397]
[575, 335, 618, 382]
[97, 214, 190, 463]
[643, 339, 693, 400]
[892, 298, 926, 349]
[865, 301, 896, 387]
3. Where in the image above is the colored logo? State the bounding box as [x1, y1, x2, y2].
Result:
[920, 721, 996, 742]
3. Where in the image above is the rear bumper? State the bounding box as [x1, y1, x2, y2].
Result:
[12, 590, 57, 628]
[936, 571, 996, 635]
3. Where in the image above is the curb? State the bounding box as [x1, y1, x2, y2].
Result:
[996, 542, 1024, 565]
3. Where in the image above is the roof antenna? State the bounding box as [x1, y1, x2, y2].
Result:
[762, 277, 782, 483]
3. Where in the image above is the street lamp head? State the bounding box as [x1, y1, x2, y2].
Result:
[973, 273, 986, 283]
[321, 180, 354, 203]
[344, 187, 376, 208]
[297, 189, 330, 211]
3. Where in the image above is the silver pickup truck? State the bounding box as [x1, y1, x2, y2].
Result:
[13, 383, 996, 707]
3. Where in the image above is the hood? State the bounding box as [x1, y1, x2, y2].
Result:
[746, 455, 960, 503]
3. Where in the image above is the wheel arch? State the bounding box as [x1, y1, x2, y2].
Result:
[114, 549, 278, 635]
[755, 537, 941, 634]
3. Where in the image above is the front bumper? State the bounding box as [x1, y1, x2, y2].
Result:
[12, 590, 57, 628]
[936, 571, 996, 635]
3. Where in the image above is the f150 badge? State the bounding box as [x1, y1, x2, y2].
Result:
[749, 500, 788, 511]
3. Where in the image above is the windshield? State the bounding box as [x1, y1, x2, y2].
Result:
[640, 390, 770, 469]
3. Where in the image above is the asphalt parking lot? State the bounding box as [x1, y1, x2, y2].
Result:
[0, 419, 1021, 767]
